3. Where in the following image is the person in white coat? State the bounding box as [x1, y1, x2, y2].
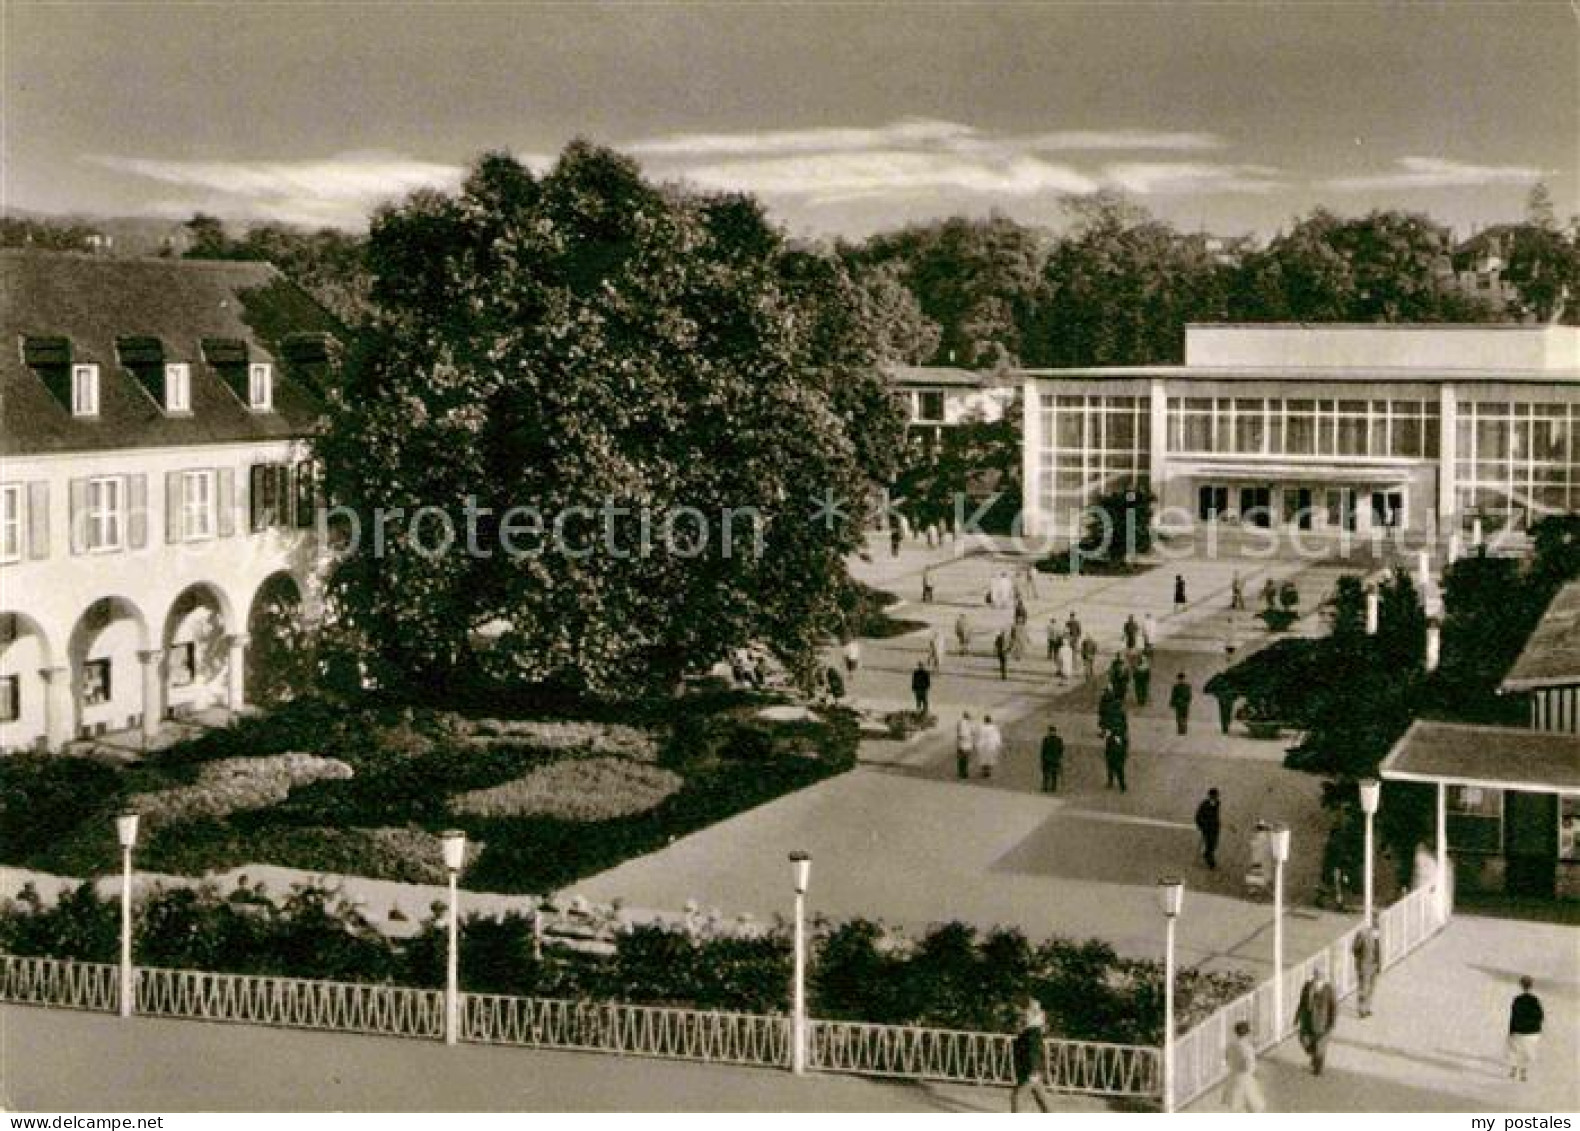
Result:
[975, 715, 1003, 779]
[1222, 1020, 1267, 1112]
[955, 712, 977, 780]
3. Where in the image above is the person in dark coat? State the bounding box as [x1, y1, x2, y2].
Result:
[1098, 685, 1128, 742]
[921, 568, 935, 603]
[890, 524, 903, 557]
[1173, 574, 1188, 611]
[1170, 673, 1193, 735]
[1039, 724, 1064, 793]
[1214, 688, 1237, 735]
[1132, 650, 1153, 706]
[994, 630, 1010, 680]
[1108, 654, 1131, 700]
[1296, 969, 1338, 1075]
[911, 662, 932, 714]
[1103, 729, 1128, 792]
[1122, 614, 1141, 651]
[1507, 975, 1544, 1081]
[1195, 788, 1222, 869]
[1080, 635, 1098, 679]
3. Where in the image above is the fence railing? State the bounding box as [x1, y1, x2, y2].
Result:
[0, 953, 118, 1013]
[1171, 881, 1445, 1110]
[135, 965, 445, 1040]
[464, 993, 791, 1069]
[807, 1018, 1159, 1097]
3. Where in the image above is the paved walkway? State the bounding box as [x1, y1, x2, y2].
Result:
[1186, 915, 1580, 1113]
[0, 1005, 1094, 1113]
[579, 536, 1385, 975]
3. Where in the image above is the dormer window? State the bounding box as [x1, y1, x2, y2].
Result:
[248, 363, 273, 411]
[72, 365, 100, 417]
[164, 363, 191, 414]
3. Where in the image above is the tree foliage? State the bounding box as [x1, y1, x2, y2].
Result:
[317, 146, 906, 699]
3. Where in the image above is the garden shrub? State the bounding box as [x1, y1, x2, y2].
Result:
[128, 753, 354, 827]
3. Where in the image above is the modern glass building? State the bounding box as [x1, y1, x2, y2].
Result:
[1021, 324, 1580, 539]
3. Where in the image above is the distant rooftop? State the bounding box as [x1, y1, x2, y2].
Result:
[1381, 720, 1580, 795]
[883, 365, 986, 388]
[1501, 579, 1580, 693]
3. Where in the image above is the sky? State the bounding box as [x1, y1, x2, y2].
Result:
[3, 2, 1576, 241]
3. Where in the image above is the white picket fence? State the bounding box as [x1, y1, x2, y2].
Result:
[1171, 882, 1446, 1110]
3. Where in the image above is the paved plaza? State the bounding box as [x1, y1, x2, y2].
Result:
[580, 534, 1391, 975]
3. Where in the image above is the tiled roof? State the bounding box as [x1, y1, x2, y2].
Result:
[2, 250, 336, 455]
[1380, 719, 1580, 795]
[1501, 580, 1580, 692]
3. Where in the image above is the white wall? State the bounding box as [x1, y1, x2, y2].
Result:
[1186, 325, 1580, 372]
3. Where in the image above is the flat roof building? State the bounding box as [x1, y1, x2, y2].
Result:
[1019, 323, 1580, 541]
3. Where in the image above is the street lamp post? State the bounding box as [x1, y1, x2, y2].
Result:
[789, 851, 812, 1075]
[1158, 878, 1184, 1114]
[1359, 779, 1381, 927]
[1364, 588, 1379, 636]
[441, 829, 467, 1046]
[115, 811, 139, 1018]
[1269, 825, 1291, 1035]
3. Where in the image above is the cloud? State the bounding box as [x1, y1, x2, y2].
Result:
[1103, 162, 1284, 195]
[1322, 156, 1545, 191]
[86, 152, 471, 226]
[682, 151, 1100, 201]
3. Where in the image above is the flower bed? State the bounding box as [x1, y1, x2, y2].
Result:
[127, 754, 353, 826]
[450, 759, 682, 822]
[454, 718, 658, 761]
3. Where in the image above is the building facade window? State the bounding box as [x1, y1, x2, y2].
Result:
[915, 391, 946, 423]
[72, 365, 100, 417]
[0, 674, 18, 723]
[1446, 785, 1503, 854]
[0, 484, 22, 563]
[1455, 401, 1578, 529]
[83, 659, 112, 707]
[250, 463, 292, 530]
[248, 363, 274, 410]
[1039, 393, 1150, 526]
[164, 363, 191, 414]
[1165, 396, 1441, 461]
[180, 470, 216, 540]
[86, 476, 124, 552]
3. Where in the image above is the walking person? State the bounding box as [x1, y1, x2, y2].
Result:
[911, 661, 932, 715]
[1108, 654, 1131, 702]
[1141, 612, 1157, 649]
[1098, 685, 1128, 745]
[955, 712, 977, 780]
[1056, 634, 1074, 682]
[1046, 616, 1061, 660]
[1170, 673, 1193, 735]
[1221, 1020, 1267, 1112]
[1352, 921, 1381, 1018]
[1507, 975, 1544, 1081]
[1017, 562, 1040, 601]
[1066, 611, 1083, 649]
[976, 715, 1002, 779]
[1296, 968, 1338, 1075]
[1103, 728, 1128, 792]
[1173, 573, 1188, 612]
[1009, 618, 1027, 661]
[843, 638, 861, 676]
[1009, 993, 1053, 1113]
[1213, 685, 1237, 735]
[1231, 572, 1247, 612]
[927, 628, 946, 674]
[1194, 788, 1222, 870]
[922, 567, 935, 604]
[1040, 724, 1064, 793]
[890, 523, 903, 558]
[1081, 635, 1098, 680]
[1132, 649, 1152, 706]
[1122, 613, 1141, 652]
[955, 612, 972, 657]
[995, 630, 1010, 680]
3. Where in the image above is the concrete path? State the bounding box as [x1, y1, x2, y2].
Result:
[1186, 915, 1580, 1113]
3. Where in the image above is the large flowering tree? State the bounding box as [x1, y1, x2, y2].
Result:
[316, 146, 907, 698]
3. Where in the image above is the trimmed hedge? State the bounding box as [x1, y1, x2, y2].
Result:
[0, 882, 1252, 1043]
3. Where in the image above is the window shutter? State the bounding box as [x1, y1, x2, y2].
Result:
[26, 481, 49, 560]
[217, 467, 236, 537]
[68, 478, 88, 555]
[250, 465, 264, 532]
[165, 471, 182, 543]
[127, 474, 148, 549]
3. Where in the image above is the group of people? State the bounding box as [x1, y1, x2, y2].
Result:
[954, 711, 1004, 779]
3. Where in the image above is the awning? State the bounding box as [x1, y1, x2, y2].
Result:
[1501, 579, 1580, 692]
[1380, 719, 1580, 796]
[1168, 461, 1415, 484]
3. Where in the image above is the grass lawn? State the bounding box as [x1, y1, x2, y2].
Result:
[0, 691, 858, 895]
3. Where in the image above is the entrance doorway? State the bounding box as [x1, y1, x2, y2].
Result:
[1283, 487, 1315, 530]
[1372, 489, 1406, 530]
[1327, 488, 1358, 532]
[1198, 484, 1229, 522]
[1239, 486, 1272, 528]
